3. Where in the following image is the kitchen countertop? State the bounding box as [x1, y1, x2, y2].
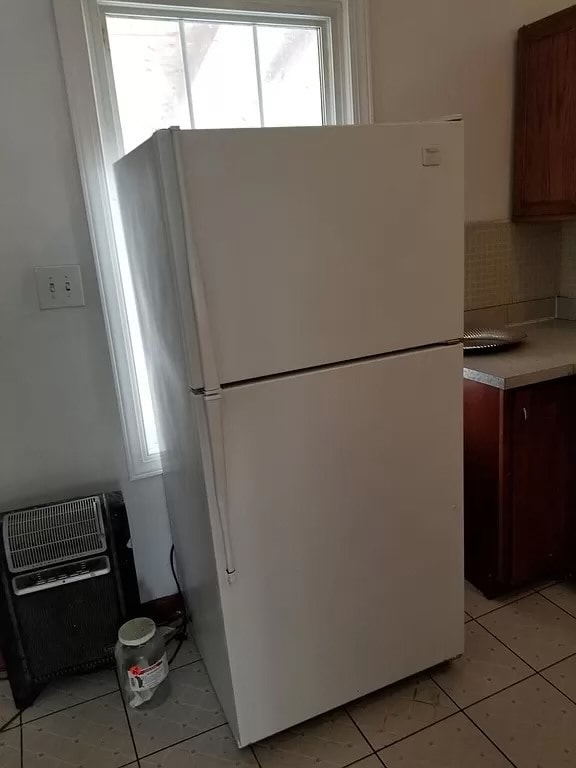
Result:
[463, 319, 576, 389]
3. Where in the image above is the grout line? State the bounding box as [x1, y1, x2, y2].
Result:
[539, 649, 576, 673]
[466, 588, 537, 622]
[430, 675, 518, 768]
[474, 599, 576, 678]
[344, 706, 378, 753]
[471, 619, 539, 674]
[431, 655, 538, 711]
[115, 668, 140, 767]
[536, 671, 576, 710]
[342, 708, 374, 758]
[533, 579, 562, 592]
[20, 686, 119, 726]
[0, 715, 21, 733]
[343, 753, 378, 768]
[135, 722, 227, 761]
[349, 707, 459, 754]
[21, 657, 205, 728]
[535, 589, 576, 624]
[250, 745, 263, 768]
[461, 710, 518, 767]
[456, 671, 539, 712]
[169, 655, 202, 673]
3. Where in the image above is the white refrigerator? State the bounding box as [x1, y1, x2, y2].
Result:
[115, 122, 464, 747]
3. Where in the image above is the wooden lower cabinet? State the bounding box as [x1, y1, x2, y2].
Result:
[464, 376, 576, 597]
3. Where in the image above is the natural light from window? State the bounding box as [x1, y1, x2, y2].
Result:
[106, 16, 325, 154]
[103, 12, 329, 459]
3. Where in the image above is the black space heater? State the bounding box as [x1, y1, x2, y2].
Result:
[0, 492, 140, 709]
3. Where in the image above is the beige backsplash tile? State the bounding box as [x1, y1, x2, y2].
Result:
[560, 222, 576, 297]
[463, 306, 508, 330]
[465, 221, 561, 311]
[511, 224, 561, 302]
[507, 297, 556, 324]
[465, 221, 513, 310]
[556, 296, 576, 320]
[464, 298, 556, 330]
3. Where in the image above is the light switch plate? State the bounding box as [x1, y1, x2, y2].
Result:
[34, 265, 85, 310]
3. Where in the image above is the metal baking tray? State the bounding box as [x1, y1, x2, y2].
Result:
[463, 328, 527, 353]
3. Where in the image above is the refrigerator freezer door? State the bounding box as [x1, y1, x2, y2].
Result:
[211, 343, 463, 746]
[175, 122, 464, 386]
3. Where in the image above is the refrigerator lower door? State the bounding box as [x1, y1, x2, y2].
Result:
[210, 344, 463, 746]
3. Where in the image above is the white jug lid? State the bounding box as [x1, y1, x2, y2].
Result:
[118, 617, 156, 646]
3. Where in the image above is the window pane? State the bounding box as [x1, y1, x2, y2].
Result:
[106, 17, 190, 153]
[256, 25, 323, 127]
[184, 22, 261, 129]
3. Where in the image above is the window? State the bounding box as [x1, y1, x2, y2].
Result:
[54, 0, 373, 478]
[106, 17, 327, 150]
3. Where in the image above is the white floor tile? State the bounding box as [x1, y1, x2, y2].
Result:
[532, 579, 562, 592]
[378, 713, 511, 768]
[349, 757, 382, 768]
[0, 727, 20, 768]
[542, 582, 576, 619]
[127, 661, 226, 758]
[139, 725, 257, 767]
[22, 692, 135, 768]
[253, 710, 371, 768]
[0, 681, 18, 731]
[467, 676, 576, 768]
[542, 655, 576, 703]
[169, 634, 202, 671]
[478, 594, 576, 670]
[346, 676, 457, 751]
[22, 669, 118, 723]
[464, 581, 532, 619]
[431, 622, 532, 707]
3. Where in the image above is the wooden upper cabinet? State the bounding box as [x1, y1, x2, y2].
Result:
[513, 5, 576, 220]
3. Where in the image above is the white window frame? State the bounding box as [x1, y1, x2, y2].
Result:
[53, 0, 373, 480]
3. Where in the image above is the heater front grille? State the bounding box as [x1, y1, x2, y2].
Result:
[2, 496, 106, 573]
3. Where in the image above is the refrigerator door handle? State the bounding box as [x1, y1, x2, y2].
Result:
[204, 391, 236, 583]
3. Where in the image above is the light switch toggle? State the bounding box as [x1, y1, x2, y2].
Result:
[422, 146, 442, 167]
[35, 265, 86, 310]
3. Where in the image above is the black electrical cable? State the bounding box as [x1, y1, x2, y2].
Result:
[0, 710, 21, 733]
[168, 545, 188, 666]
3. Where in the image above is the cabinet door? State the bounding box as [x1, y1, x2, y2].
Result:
[514, 7, 576, 219]
[509, 379, 576, 583]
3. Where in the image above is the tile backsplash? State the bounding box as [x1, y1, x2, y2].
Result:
[465, 221, 561, 311]
[560, 222, 576, 298]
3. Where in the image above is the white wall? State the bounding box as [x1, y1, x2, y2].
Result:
[0, 0, 173, 601]
[370, 0, 573, 222]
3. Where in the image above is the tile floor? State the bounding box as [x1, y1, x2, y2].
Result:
[3, 579, 576, 766]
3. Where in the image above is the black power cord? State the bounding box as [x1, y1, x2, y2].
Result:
[167, 545, 188, 666]
[0, 710, 21, 733]
[2, 547, 188, 723]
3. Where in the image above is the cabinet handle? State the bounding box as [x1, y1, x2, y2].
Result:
[523, 407, 528, 422]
